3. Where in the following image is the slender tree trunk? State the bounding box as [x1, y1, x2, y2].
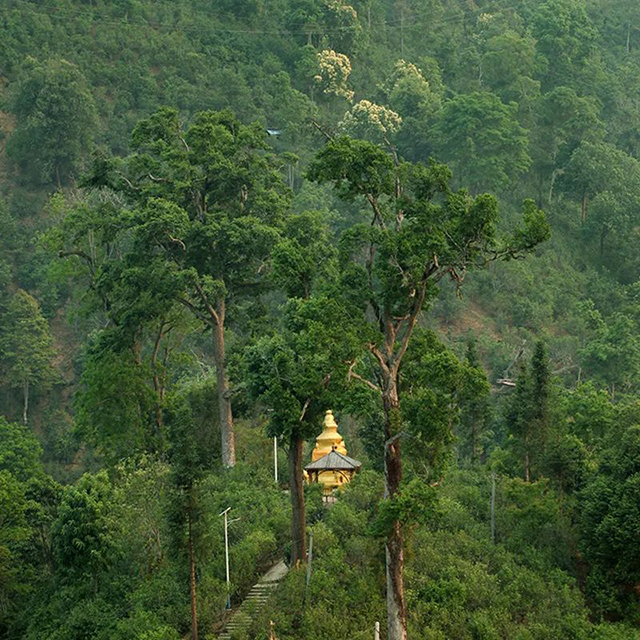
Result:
[581, 192, 588, 224]
[627, 22, 631, 54]
[23, 379, 29, 425]
[211, 299, 235, 468]
[152, 323, 166, 450]
[548, 169, 560, 204]
[188, 508, 199, 640]
[524, 449, 530, 483]
[289, 432, 307, 565]
[383, 381, 407, 640]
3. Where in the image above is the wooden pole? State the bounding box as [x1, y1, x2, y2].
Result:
[306, 530, 314, 589]
[375, 621, 381, 640]
[274, 436, 278, 483]
[219, 507, 232, 609]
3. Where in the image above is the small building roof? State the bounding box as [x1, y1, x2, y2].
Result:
[305, 449, 362, 471]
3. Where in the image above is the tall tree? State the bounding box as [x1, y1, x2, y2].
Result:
[246, 210, 359, 564]
[530, 87, 602, 203]
[80, 108, 292, 467]
[0, 290, 56, 425]
[458, 337, 492, 464]
[560, 141, 640, 224]
[581, 425, 640, 617]
[308, 136, 549, 640]
[7, 58, 97, 186]
[532, 0, 598, 89]
[507, 341, 552, 482]
[431, 91, 531, 192]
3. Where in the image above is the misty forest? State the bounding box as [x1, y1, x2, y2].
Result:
[1, 1, 640, 639]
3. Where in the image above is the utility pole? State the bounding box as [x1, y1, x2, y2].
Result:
[219, 507, 241, 609]
[274, 436, 278, 483]
[490, 472, 496, 545]
[305, 530, 314, 590]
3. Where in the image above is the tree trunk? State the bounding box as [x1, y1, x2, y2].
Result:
[600, 227, 607, 258]
[211, 301, 236, 468]
[581, 193, 588, 224]
[524, 449, 530, 483]
[289, 432, 307, 565]
[151, 322, 166, 446]
[383, 383, 408, 640]
[23, 379, 29, 425]
[188, 509, 199, 640]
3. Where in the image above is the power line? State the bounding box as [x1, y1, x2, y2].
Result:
[0, 1, 524, 39]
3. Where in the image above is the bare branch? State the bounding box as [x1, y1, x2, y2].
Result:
[348, 360, 382, 393]
[177, 297, 211, 325]
[299, 397, 311, 422]
[179, 134, 190, 153]
[310, 119, 334, 141]
[365, 194, 387, 230]
[385, 431, 406, 450]
[168, 235, 186, 250]
[58, 250, 96, 277]
[392, 276, 430, 370]
[116, 171, 140, 192]
[193, 280, 221, 325]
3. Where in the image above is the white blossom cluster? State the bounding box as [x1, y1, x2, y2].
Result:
[314, 49, 355, 101]
[339, 99, 402, 139]
[394, 59, 424, 81]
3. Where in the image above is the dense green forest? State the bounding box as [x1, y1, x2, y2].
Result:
[1, 0, 640, 638]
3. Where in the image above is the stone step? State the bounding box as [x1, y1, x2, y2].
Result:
[217, 560, 289, 639]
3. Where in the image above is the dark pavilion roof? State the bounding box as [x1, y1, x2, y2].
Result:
[305, 449, 362, 471]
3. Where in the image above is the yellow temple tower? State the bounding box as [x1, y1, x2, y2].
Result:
[312, 410, 347, 461]
[306, 410, 361, 497]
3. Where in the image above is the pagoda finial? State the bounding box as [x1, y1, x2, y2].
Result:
[312, 410, 347, 461]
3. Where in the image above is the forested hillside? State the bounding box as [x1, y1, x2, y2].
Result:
[1, 1, 639, 639]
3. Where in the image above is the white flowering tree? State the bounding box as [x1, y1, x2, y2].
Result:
[339, 100, 402, 144]
[314, 49, 355, 101]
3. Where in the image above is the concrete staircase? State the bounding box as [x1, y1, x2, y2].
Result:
[217, 560, 288, 640]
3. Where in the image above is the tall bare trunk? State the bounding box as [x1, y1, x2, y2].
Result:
[212, 300, 235, 468]
[188, 510, 198, 640]
[289, 433, 307, 565]
[581, 193, 587, 224]
[524, 450, 530, 483]
[23, 379, 29, 425]
[151, 324, 166, 450]
[383, 383, 407, 640]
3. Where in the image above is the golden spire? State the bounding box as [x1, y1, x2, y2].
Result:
[312, 410, 347, 461]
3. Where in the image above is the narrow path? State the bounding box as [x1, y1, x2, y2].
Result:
[217, 560, 288, 639]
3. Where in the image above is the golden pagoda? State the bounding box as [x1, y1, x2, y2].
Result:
[312, 410, 347, 461]
[305, 410, 361, 497]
